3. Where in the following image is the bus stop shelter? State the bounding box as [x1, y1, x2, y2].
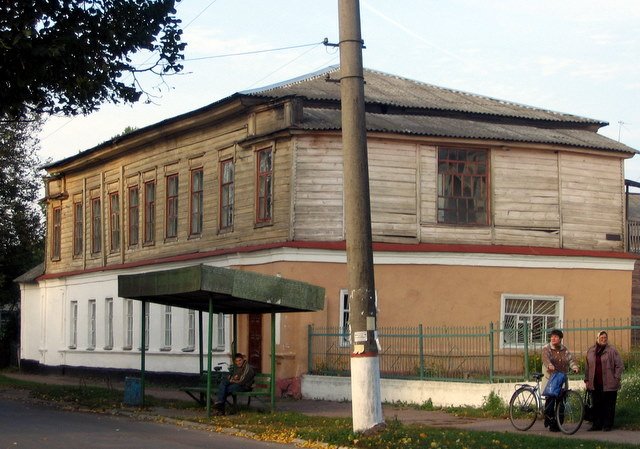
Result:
[118, 264, 325, 416]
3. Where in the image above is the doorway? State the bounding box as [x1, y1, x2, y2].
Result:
[248, 314, 262, 372]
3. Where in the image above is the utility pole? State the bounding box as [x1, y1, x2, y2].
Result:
[337, 0, 384, 432]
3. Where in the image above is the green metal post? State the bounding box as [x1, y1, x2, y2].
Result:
[418, 324, 425, 380]
[206, 297, 213, 417]
[199, 310, 204, 374]
[270, 312, 276, 412]
[140, 300, 146, 407]
[489, 322, 494, 383]
[523, 317, 530, 380]
[232, 314, 238, 357]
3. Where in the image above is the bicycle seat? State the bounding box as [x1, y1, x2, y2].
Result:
[531, 372, 543, 381]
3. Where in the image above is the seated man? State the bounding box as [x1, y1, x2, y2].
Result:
[214, 353, 255, 415]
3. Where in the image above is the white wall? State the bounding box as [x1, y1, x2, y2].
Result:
[302, 375, 583, 408]
[19, 265, 231, 374]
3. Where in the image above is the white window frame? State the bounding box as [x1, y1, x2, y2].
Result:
[124, 299, 133, 350]
[104, 297, 113, 349]
[142, 302, 150, 350]
[184, 309, 196, 351]
[500, 294, 564, 349]
[69, 301, 78, 349]
[161, 305, 172, 350]
[339, 289, 378, 347]
[88, 299, 96, 349]
[215, 313, 226, 351]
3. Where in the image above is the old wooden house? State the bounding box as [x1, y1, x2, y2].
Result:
[18, 66, 638, 387]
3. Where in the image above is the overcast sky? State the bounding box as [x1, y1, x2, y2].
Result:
[39, 0, 640, 179]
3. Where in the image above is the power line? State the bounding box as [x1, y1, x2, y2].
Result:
[184, 41, 325, 61]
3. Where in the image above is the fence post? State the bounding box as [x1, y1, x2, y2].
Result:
[307, 324, 313, 374]
[489, 322, 494, 383]
[418, 324, 425, 380]
[523, 317, 530, 380]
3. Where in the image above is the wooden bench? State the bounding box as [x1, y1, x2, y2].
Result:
[180, 372, 272, 410]
[231, 373, 271, 409]
[180, 371, 226, 406]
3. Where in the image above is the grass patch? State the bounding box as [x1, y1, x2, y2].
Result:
[3, 371, 638, 448]
[204, 410, 638, 449]
[0, 373, 195, 410]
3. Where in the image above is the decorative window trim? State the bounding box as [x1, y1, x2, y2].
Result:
[189, 168, 204, 237]
[87, 299, 97, 350]
[51, 206, 62, 261]
[437, 146, 489, 226]
[165, 174, 179, 239]
[72, 200, 83, 257]
[69, 300, 78, 349]
[109, 192, 120, 253]
[128, 186, 139, 248]
[219, 158, 235, 231]
[500, 293, 564, 349]
[90, 197, 102, 254]
[143, 180, 156, 245]
[255, 146, 273, 225]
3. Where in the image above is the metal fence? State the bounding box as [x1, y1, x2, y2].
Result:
[307, 317, 640, 382]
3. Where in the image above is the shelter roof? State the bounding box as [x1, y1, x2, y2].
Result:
[118, 264, 325, 314]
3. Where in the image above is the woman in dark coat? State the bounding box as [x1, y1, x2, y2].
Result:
[584, 331, 624, 431]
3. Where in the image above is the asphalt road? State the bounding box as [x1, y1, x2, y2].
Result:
[0, 398, 297, 449]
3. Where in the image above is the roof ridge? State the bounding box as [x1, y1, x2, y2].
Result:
[240, 65, 340, 95]
[361, 67, 602, 124]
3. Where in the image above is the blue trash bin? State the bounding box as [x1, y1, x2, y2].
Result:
[124, 377, 142, 406]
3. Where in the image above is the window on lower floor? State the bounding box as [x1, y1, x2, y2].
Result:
[339, 289, 378, 347]
[124, 299, 134, 350]
[88, 299, 96, 349]
[215, 314, 226, 351]
[437, 147, 488, 225]
[104, 298, 113, 349]
[161, 305, 172, 349]
[143, 302, 150, 350]
[501, 294, 563, 348]
[69, 301, 78, 349]
[185, 309, 196, 351]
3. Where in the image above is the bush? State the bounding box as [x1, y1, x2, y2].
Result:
[615, 367, 640, 429]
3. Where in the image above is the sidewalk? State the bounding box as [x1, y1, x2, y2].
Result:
[3, 371, 638, 446]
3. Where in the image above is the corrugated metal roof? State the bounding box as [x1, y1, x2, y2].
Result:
[245, 66, 606, 126]
[298, 108, 636, 154]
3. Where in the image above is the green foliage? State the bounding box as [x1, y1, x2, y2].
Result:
[0, 114, 44, 311]
[616, 367, 640, 428]
[0, 1, 186, 117]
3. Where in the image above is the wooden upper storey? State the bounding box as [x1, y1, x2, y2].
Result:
[42, 67, 636, 276]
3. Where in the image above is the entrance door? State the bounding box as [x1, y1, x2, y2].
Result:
[248, 314, 262, 372]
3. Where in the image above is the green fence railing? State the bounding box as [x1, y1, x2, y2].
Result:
[307, 317, 640, 383]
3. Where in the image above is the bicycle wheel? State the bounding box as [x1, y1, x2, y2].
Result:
[556, 389, 584, 435]
[509, 387, 538, 431]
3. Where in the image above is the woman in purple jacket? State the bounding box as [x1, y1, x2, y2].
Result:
[584, 331, 624, 431]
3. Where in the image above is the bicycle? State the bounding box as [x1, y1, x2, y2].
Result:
[508, 372, 584, 435]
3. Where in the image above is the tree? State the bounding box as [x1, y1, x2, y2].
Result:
[0, 0, 186, 118]
[0, 114, 45, 312]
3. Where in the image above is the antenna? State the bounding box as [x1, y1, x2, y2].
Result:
[618, 120, 627, 142]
